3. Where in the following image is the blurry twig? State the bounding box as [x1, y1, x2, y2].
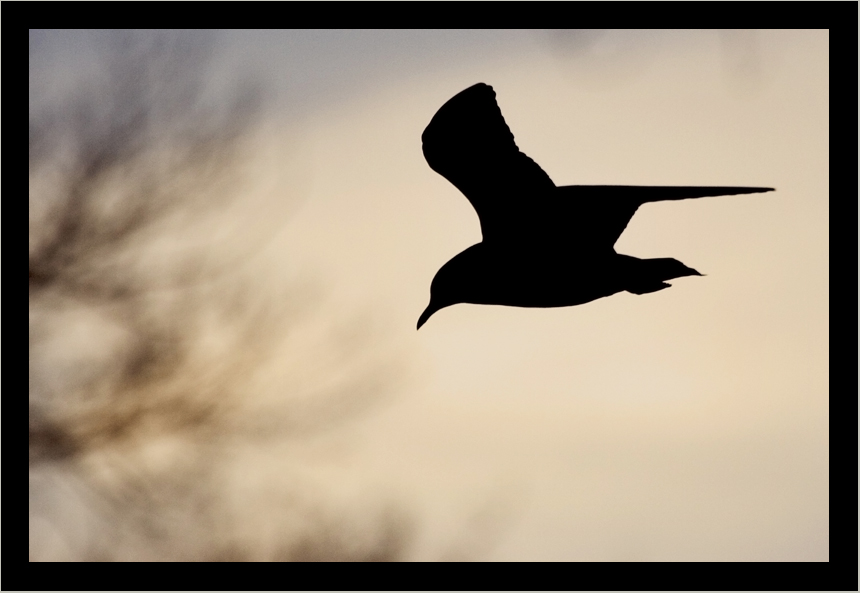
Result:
[29, 32, 259, 301]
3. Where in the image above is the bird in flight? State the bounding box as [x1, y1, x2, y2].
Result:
[417, 83, 773, 329]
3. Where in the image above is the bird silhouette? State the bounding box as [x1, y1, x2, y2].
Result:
[417, 83, 773, 329]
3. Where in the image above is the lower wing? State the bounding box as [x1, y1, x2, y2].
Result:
[557, 185, 774, 202]
[552, 185, 774, 251]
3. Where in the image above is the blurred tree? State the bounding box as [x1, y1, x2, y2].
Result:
[29, 30, 410, 562]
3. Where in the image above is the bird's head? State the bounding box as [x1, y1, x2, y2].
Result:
[417, 247, 486, 329]
[417, 297, 448, 330]
[417, 273, 463, 330]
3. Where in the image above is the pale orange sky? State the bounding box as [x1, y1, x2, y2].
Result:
[30, 29, 828, 562]
[259, 29, 828, 561]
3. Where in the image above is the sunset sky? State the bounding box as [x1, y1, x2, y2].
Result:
[30, 30, 828, 561]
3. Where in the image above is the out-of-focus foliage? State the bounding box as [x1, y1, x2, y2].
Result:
[29, 31, 411, 562]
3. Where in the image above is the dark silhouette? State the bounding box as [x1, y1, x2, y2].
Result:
[418, 83, 773, 329]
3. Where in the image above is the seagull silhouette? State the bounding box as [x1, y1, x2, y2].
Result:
[417, 83, 773, 329]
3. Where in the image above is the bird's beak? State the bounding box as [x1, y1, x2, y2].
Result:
[417, 307, 433, 330]
[417, 301, 440, 330]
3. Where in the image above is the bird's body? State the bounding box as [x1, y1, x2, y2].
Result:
[418, 83, 773, 329]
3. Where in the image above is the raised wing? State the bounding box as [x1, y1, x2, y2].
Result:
[554, 185, 775, 251]
[422, 83, 556, 243]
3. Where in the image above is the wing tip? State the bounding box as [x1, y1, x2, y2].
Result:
[468, 82, 493, 92]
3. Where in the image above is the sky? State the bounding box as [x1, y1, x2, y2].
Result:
[30, 30, 828, 562]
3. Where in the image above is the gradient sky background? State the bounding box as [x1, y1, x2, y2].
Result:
[30, 30, 828, 561]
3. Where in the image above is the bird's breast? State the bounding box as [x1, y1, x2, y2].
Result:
[463, 248, 626, 308]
